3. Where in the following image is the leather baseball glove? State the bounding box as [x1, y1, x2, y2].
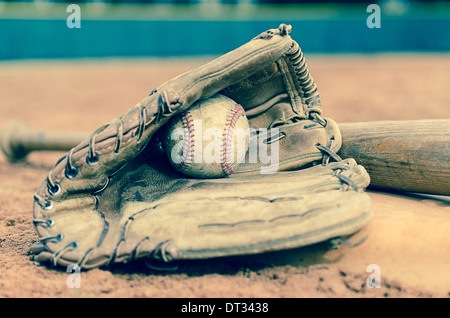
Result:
[31, 24, 372, 269]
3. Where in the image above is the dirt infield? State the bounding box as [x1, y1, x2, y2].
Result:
[0, 54, 449, 298]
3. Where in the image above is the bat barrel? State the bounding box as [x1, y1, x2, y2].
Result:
[338, 119, 450, 196]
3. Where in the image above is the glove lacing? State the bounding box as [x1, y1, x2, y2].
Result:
[33, 90, 183, 268]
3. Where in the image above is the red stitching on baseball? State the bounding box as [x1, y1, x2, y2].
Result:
[222, 103, 246, 175]
[180, 110, 195, 168]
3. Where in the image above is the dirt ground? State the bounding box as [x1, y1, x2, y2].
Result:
[0, 54, 449, 298]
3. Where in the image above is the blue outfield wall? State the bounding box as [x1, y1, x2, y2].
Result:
[1, 17, 450, 59]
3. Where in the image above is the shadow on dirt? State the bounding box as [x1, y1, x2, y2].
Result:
[106, 239, 344, 277]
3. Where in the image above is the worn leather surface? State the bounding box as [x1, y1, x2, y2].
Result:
[31, 24, 372, 270]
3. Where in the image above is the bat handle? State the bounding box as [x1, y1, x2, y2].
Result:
[0, 121, 87, 161]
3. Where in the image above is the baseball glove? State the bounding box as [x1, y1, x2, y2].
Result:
[31, 24, 372, 269]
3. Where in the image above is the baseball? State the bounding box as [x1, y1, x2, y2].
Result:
[162, 94, 249, 178]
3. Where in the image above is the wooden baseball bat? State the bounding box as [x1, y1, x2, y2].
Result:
[338, 119, 450, 196]
[1, 119, 449, 195]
